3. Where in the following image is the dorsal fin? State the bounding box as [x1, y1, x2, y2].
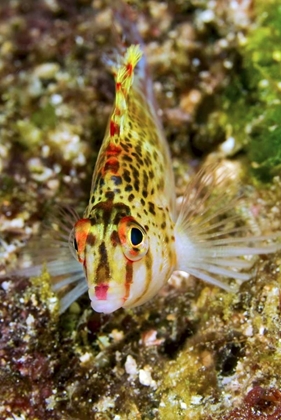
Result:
[110, 45, 143, 141]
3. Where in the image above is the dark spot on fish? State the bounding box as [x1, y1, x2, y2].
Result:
[121, 143, 130, 152]
[99, 177, 105, 188]
[131, 167, 139, 180]
[161, 221, 166, 229]
[123, 169, 131, 183]
[96, 241, 110, 284]
[105, 191, 115, 201]
[125, 185, 133, 192]
[135, 144, 142, 156]
[148, 202, 155, 215]
[87, 233, 96, 246]
[128, 193, 135, 202]
[99, 242, 107, 263]
[144, 156, 151, 166]
[143, 171, 148, 186]
[110, 230, 120, 247]
[111, 176, 122, 186]
[123, 154, 133, 162]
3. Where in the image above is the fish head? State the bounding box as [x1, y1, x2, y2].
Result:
[71, 203, 175, 313]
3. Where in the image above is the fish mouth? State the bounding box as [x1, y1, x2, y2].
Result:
[88, 282, 125, 314]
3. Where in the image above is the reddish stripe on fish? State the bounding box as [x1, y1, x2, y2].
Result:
[126, 63, 133, 76]
[106, 143, 122, 156]
[110, 120, 120, 137]
[103, 158, 120, 174]
[124, 260, 133, 301]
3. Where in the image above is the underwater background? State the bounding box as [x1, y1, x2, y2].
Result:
[1, 0, 281, 418]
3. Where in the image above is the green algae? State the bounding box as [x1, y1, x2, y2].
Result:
[215, 0, 281, 181]
[31, 103, 57, 131]
[243, 0, 281, 180]
[15, 119, 43, 148]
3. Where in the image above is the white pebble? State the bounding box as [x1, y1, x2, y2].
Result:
[125, 355, 138, 375]
[1, 281, 11, 291]
[220, 136, 235, 155]
[80, 352, 92, 364]
[50, 93, 63, 105]
[139, 368, 156, 388]
[26, 314, 35, 327]
[34, 63, 60, 79]
[200, 10, 215, 23]
[190, 395, 203, 405]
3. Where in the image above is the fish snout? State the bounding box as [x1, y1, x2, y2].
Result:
[88, 281, 125, 313]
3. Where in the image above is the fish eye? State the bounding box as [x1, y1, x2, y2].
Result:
[130, 227, 143, 246]
[118, 217, 149, 262]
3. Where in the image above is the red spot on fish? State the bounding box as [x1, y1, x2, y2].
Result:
[106, 143, 122, 157]
[104, 158, 120, 174]
[95, 284, 109, 300]
[126, 63, 133, 76]
[116, 82, 121, 91]
[110, 120, 119, 137]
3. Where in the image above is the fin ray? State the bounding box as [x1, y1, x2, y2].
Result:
[175, 164, 281, 290]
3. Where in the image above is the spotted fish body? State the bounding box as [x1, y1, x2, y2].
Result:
[70, 42, 281, 314]
[72, 46, 177, 313]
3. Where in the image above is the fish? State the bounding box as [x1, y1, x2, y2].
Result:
[8, 4, 281, 314]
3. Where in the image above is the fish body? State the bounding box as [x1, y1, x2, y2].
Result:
[69, 40, 280, 314]
[72, 46, 177, 313]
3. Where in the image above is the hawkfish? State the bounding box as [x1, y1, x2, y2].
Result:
[11, 10, 281, 314]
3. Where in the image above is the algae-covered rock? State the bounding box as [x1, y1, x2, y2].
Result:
[211, 0, 281, 181]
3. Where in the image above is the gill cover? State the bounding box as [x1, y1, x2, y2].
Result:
[72, 218, 91, 263]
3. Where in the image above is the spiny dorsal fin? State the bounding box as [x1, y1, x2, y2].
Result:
[110, 45, 143, 140]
